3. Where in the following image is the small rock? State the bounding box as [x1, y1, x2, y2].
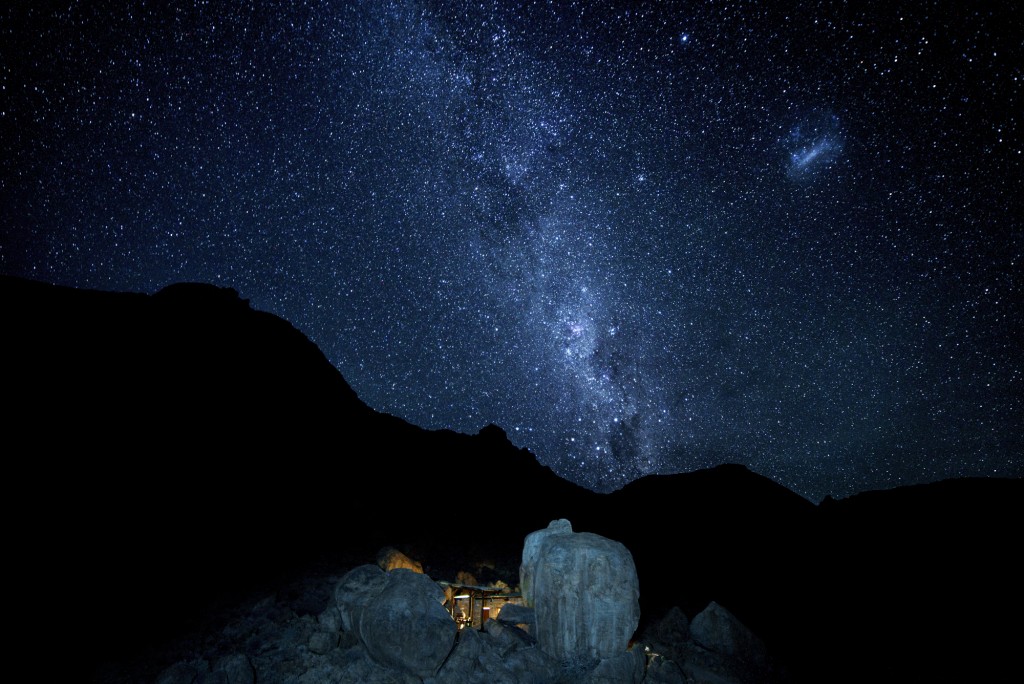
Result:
[317, 605, 343, 632]
[586, 646, 645, 684]
[251, 595, 276, 615]
[155, 660, 206, 684]
[319, 646, 423, 684]
[377, 546, 424, 573]
[656, 606, 690, 644]
[644, 654, 686, 684]
[277, 615, 317, 650]
[454, 570, 479, 587]
[484, 618, 536, 654]
[503, 645, 560, 683]
[690, 602, 766, 667]
[309, 630, 339, 655]
[433, 627, 486, 684]
[213, 654, 254, 684]
[495, 603, 534, 627]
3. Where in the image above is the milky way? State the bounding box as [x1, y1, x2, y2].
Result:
[2, 1, 1021, 500]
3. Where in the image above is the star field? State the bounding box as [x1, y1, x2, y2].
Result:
[2, 1, 1021, 501]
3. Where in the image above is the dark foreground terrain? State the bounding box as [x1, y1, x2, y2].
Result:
[3, 275, 1021, 683]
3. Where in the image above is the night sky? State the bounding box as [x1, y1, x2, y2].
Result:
[2, 1, 1021, 501]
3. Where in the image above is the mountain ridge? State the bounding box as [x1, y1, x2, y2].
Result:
[2, 274, 1020, 684]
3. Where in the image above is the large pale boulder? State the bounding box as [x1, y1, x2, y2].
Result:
[522, 521, 639, 662]
[358, 568, 458, 678]
[520, 518, 573, 607]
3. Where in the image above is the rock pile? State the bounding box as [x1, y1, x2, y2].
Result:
[155, 528, 782, 684]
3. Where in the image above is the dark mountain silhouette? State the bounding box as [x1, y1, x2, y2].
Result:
[2, 275, 589, 673]
[2, 275, 1020, 684]
[807, 478, 1024, 683]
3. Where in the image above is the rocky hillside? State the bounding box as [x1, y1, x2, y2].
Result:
[2, 275, 1021, 683]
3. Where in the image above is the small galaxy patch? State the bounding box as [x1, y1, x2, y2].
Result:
[786, 113, 844, 179]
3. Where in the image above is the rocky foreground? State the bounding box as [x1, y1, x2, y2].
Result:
[6, 277, 1021, 684]
[136, 521, 781, 684]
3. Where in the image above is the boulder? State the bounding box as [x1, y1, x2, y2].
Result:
[433, 627, 488, 684]
[689, 602, 766, 667]
[495, 603, 535, 628]
[377, 546, 424, 573]
[333, 565, 457, 676]
[524, 522, 639, 661]
[308, 629, 338, 655]
[502, 645, 561, 683]
[277, 615, 318, 651]
[640, 606, 690, 663]
[654, 606, 690, 645]
[644, 655, 687, 684]
[455, 570, 479, 586]
[194, 673, 228, 684]
[155, 660, 207, 684]
[317, 605, 343, 632]
[520, 519, 572, 607]
[334, 564, 387, 631]
[435, 622, 558, 684]
[483, 618, 536, 654]
[212, 654, 255, 684]
[586, 646, 645, 683]
[295, 646, 422, 684]
[358, 568, 458, 677]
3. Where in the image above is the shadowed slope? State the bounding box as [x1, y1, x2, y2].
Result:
[2, 275, 1020, 684]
